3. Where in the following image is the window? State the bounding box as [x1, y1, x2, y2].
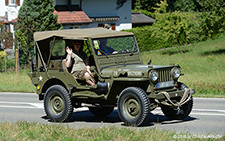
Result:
[50, 39, 66, 58]
[69, 26, 80, 29]
[93, 36, 138, 56]
[111, 24, 116, 30]
[5, 0, 20, 6]
[11, 0, 16, 4]
[98, 24, 104, 28]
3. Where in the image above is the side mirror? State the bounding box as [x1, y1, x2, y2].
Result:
[148, 59, 152, 65]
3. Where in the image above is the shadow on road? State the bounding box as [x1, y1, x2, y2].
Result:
[42, 109, 197, 127]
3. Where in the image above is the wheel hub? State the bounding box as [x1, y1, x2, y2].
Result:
[124, 98, 140, 118]
[50, 96, 64, 114]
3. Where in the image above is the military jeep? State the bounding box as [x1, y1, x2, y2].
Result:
[29, 28, 194, 126]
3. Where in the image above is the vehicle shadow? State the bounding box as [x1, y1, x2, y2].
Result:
[144, 114, 197, 127]
[42, 109, 197, 127]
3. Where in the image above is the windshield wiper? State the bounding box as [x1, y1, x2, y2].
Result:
[130, 42, 136, 56]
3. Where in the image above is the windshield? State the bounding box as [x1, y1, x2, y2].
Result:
[92, 36, 138, 56]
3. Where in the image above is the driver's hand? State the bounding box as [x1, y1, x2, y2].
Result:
[112, 51, 118, 54]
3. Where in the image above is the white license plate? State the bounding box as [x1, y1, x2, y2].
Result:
[157, 81, 174, 89]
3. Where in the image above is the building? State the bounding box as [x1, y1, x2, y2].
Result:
[1, 0, 132, 31]
[0, 0, 23, 50]
[132, 12, 155, 28]
[0, 0, 132, 50]
[53, 0, 132, 31]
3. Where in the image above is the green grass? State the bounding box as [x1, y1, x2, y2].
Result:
[0, 35, 224, 97]
[0, 69, 36, 93]
[0, 121, 224, 140]
[141, 35, 225, 97]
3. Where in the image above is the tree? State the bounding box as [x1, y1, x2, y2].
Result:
[133, 0, 161, 12]
[167, 0, 202, 12]
[196, 0, 225, 39]
[16, 0, 62, 67]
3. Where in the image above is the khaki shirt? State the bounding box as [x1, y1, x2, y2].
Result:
[66, 52, 87, 73]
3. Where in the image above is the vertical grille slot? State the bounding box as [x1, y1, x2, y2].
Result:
[157, 68, 172, 82]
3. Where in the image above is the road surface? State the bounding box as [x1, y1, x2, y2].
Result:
[0, 92, 224, 137]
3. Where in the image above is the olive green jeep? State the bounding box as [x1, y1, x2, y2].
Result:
[29, 28, 195, 126]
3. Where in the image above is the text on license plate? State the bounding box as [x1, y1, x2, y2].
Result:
[156, 81, 174, 89]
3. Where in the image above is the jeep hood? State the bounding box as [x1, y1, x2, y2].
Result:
[101, 64, 173, 78]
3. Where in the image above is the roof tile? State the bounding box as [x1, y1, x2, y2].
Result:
[54, 10, 92, 24]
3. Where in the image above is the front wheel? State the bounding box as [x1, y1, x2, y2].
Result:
[161, 83, 193, 120]
[44, 85, 73, 122]
[118, 87, 150, 127]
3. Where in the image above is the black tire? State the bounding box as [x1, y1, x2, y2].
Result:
[161, 83, 193, 120]
[89, 107, 114, 117]
[118, 87, 150, 127]
[44, 85, 73, 122]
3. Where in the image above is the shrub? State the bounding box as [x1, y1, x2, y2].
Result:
[0, 50, 6, 71]
[126, 12, 196, 51]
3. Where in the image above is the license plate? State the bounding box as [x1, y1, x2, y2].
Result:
[157, 81, 174, 89]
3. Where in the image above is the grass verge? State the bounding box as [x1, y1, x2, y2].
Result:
[0, 69, 35, 93]
[0, 121, 224, 140]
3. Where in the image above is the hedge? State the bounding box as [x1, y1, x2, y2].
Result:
[126, 11, 224, 52]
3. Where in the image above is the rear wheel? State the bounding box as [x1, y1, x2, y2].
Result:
[89, 107, 114, 117]
[118, 87, 150, 127]
[44, 85, 73, 122]
[161, 83, 193, 120]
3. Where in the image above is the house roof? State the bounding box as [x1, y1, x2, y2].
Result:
[34, 28, 134, 42]
[132, 12, 155, 24]
[8, 18, 17, 23]
[6, 10, 92, 24]
[53, 10, 92, 24]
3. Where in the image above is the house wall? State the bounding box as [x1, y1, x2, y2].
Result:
[81, 0, 132, 31]
[0, 0, 23, 21]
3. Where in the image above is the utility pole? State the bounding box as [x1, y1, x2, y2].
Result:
[5, 51, 7, 72]
[1, 40, 7, 72]
[16, 49, 18, 74]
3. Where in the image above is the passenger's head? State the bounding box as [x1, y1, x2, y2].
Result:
[72, 40, 83, 53]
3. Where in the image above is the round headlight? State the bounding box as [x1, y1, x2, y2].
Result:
[150, 70, 158, 82]
[173, 68, 181, 79]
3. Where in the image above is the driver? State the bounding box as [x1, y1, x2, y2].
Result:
[99, 39, 118, 55]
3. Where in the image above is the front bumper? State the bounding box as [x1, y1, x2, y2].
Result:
[149, 88, 195, 100]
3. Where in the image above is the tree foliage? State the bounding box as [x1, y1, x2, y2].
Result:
[129, 0, 225, 52]
[133, 0, 161, 12]
[132, 0, 202, 12]
[196, 0, 225, 39]
[16, 0, 62, 66]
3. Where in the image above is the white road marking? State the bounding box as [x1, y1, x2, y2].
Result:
[0, 101, 225, 116]
[0, 101, 43, 109]
[193, 109, 225, 113]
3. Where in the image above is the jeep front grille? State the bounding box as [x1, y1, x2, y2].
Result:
[157, 69, 172, 82]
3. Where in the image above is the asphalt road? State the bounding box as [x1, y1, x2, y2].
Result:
[0, 92, 224, 137]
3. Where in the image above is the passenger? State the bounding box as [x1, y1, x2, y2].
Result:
[66, 41, 95, 86]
